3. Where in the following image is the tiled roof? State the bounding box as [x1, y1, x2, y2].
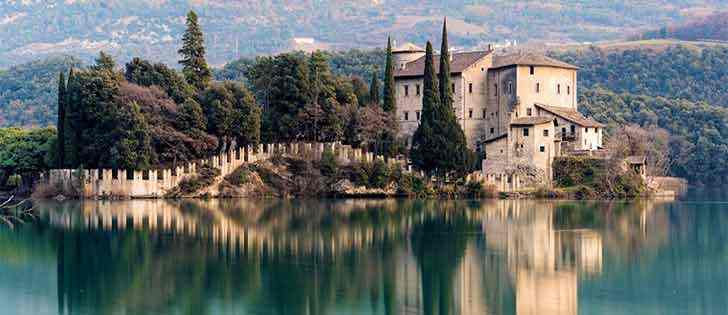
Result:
[394, 51, 491, 78]
[483, 133, 507, 144]
[392, 42, 424, 53]
[626, 155, 646, 165]
[535, 103, 605, 128]
[510, 116, 554, 126]
[492, 53, 578, 70]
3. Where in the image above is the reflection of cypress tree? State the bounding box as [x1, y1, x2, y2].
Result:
[410, 213, 473, 315]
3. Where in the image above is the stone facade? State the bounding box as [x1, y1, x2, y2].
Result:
[392, 46, 605, 189]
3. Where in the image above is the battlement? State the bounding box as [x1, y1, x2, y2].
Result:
[45, 142, 407, 198]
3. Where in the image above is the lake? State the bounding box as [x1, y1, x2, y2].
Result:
[2, 194, 728, 315]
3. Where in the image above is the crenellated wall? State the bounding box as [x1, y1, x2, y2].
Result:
[45, 142, 408, 199]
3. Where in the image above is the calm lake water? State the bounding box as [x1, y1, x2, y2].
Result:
[2, 195, 728, 315]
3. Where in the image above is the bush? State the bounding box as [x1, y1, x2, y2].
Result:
[553, 157, 605, 187]
[168, 164, 221, 197]
[369, 160, 390, 189]
[319, 149, 338, 178]
[225, 166, 250, 186]
[6, 174, 21, 189]
[349, 162, 370, 187]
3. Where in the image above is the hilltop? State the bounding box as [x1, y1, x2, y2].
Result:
[2, 1, 728, 67]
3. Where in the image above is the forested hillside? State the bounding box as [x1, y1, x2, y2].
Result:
[2, 1, 727, 67]
[641, 11, 728, 42]
[554, 46, 728, 106]
[0, 56, 83, 127]
[579, 88, 728, 184]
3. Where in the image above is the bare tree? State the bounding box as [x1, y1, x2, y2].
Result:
[0, 196, 34, 228]
[607, 124, 674, 176]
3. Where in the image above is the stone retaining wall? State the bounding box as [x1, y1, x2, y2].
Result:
[46, 142, 407, 198]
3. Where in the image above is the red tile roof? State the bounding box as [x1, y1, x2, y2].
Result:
[394, 51, 491, 78]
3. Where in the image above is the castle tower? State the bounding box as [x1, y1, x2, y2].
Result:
[392, 42, 425, 70]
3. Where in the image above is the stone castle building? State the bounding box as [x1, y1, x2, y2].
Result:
[392, 43, 604, 182]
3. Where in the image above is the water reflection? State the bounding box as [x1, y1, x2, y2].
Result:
[0, 199, 690, 315]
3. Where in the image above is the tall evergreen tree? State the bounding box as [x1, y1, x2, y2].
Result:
[382, 37, 396, 113]
[56, 71, 66, 168]
[410, 42, 440, 174]
[411, 34, 475, 179]
[439, 18, 453, 110]
[369, 72, 380, 106]
[178, 10, 212, 91]
[92, 51, 116, 72]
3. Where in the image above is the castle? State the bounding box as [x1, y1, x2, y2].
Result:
[392, 43, 604, 182]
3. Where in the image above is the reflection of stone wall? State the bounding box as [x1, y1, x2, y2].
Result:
[45, 142, 407, 198]
[516, 269, 577, 315]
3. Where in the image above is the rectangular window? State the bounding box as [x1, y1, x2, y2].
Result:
[494, 83, 498, 96]
[571, 125, 576, 134]
[536, 83, 540, 93]
[508, 81, 513, 94]
[451, 83, 455, 92]
[585, 128, 589, 133]
[468, 109, 473, 118]
[112, 169, 119, 180]
[567, 85, 571, 95]
[404, 85, 409, 96]
[543, 130, 549, 137]
[557, 84, 561, 94]
[523, 128, 529, 137]
[469, 83, 473, 94]
[482, 109, 487, 119]
[404, 111, 409, 121]
[540, 146, 545, 152]
[595, 127, 599, 133]
[527, 108, 532, 116]
[530, 66, 535, 75]
[490, 128, 495, 134]
[416, 111, 421, 121]
[416, 84, 421, 96]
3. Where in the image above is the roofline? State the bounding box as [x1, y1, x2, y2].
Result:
[392, 50, 425, 54]
[482, 134, 507, 144]
[489, 63, 579, 71]
[510, 119, 554, 126]
[534, 103, 606, 128]
[394, 72, 463, 79]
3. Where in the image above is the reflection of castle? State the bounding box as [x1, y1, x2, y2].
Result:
[37, 199, 632, 315]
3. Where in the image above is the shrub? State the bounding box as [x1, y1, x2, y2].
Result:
[349, 162, 370, 187]
[225, 166, 250, 186]
[168, 164, 220, 197]
[319, 149, 338, 178]
[369, 160, 390, 189]
[6, 174, 21, 189]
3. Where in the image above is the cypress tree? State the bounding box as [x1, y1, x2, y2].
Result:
[439, 18, 453, 110]
[369, 72, 380, 106]
[435, 18, 475, 179]
[56, 71, 66, 168]
[179, 10, 212, 91]
[382, 37, 396, 112]
[64, 68, 79, 167]
[410, 41, 440, 174]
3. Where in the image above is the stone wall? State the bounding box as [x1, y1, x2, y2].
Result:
[45, 142, 407, 199]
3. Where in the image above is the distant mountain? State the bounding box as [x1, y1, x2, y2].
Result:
[2, 0, 728, 68]
[641, 11, 728, 42]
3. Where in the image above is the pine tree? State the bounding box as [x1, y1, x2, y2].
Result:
[92, 51, 116, 72]
[56, 71, 66, 168]
[439, 18, 453, 110]
[178, 10, 212, 91]
[369, 72, 380, 106]
[410, 41, 440, 174]
[382, 37, 396, 113]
